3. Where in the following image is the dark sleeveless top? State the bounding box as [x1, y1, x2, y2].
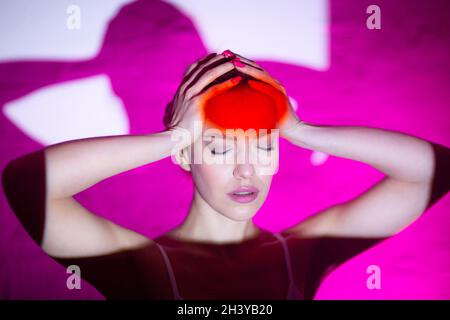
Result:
[51, 230, 385, 300]
[152, 231, 304, 300]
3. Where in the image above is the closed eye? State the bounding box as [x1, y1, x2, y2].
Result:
[257, 146, 273, 151]
[211, 149, 231, 155]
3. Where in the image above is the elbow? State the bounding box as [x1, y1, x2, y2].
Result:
[2, 157, 24, 201]
[2, 151, 47, 246]
[426, 142, 450, 208]
[2, 150, 47, 205]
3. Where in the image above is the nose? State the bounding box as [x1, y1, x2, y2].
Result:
[233, 163, 255, 180]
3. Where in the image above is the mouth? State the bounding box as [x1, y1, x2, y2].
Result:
[227, 186, 260, 203]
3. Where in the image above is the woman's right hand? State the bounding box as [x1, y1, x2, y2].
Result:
[164, 52, 242, 143]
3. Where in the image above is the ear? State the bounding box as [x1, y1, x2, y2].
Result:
[175, 146, 192, 172]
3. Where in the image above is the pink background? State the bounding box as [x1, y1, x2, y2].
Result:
[0, 0, 449, 299]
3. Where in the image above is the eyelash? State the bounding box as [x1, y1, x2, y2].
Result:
[211, 149, 230, 155]
[210, 146, 273, 154]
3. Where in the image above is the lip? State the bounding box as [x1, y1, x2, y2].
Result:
[227, 186, 260, 204]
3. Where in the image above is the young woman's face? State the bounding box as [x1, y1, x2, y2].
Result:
[184, 128, 279, 221]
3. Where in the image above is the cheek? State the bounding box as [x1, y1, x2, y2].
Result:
[263, 175, 274, 191]
[254, 150, 279, 177]
[192, 163, 232, 192]
[256, 172, 272, 190]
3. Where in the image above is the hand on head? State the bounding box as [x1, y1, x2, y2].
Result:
[163, 50, 301, 143]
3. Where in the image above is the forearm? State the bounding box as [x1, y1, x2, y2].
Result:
[46, 129, 181, 199]
[284, 122, 435, 183]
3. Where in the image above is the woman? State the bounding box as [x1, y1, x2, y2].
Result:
[2, 50, 449, 300]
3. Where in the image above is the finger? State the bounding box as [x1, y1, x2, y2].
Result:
[180, 54, 228, 95]
[233, 54, 264, 71]
[221, 50, 264, 70]
[230, 55, 282, 88]
[247, 79, 287, 101]
[231, 57, 283, 88]
[185, 61, 235, 99]
[183, 52, 217, 80]
[246, 70, 287, 96]
[195, 75, 242, 102]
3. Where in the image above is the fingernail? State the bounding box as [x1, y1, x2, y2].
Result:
[222, 49, 235, 58]
[233, 57, 244, 68]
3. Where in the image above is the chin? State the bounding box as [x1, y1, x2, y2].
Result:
[221, 206, 260, 221]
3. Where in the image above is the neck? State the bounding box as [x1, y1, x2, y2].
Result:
[169, 189, 261, 244]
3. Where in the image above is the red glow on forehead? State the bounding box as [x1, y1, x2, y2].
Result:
[201, 80, 288, 135]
